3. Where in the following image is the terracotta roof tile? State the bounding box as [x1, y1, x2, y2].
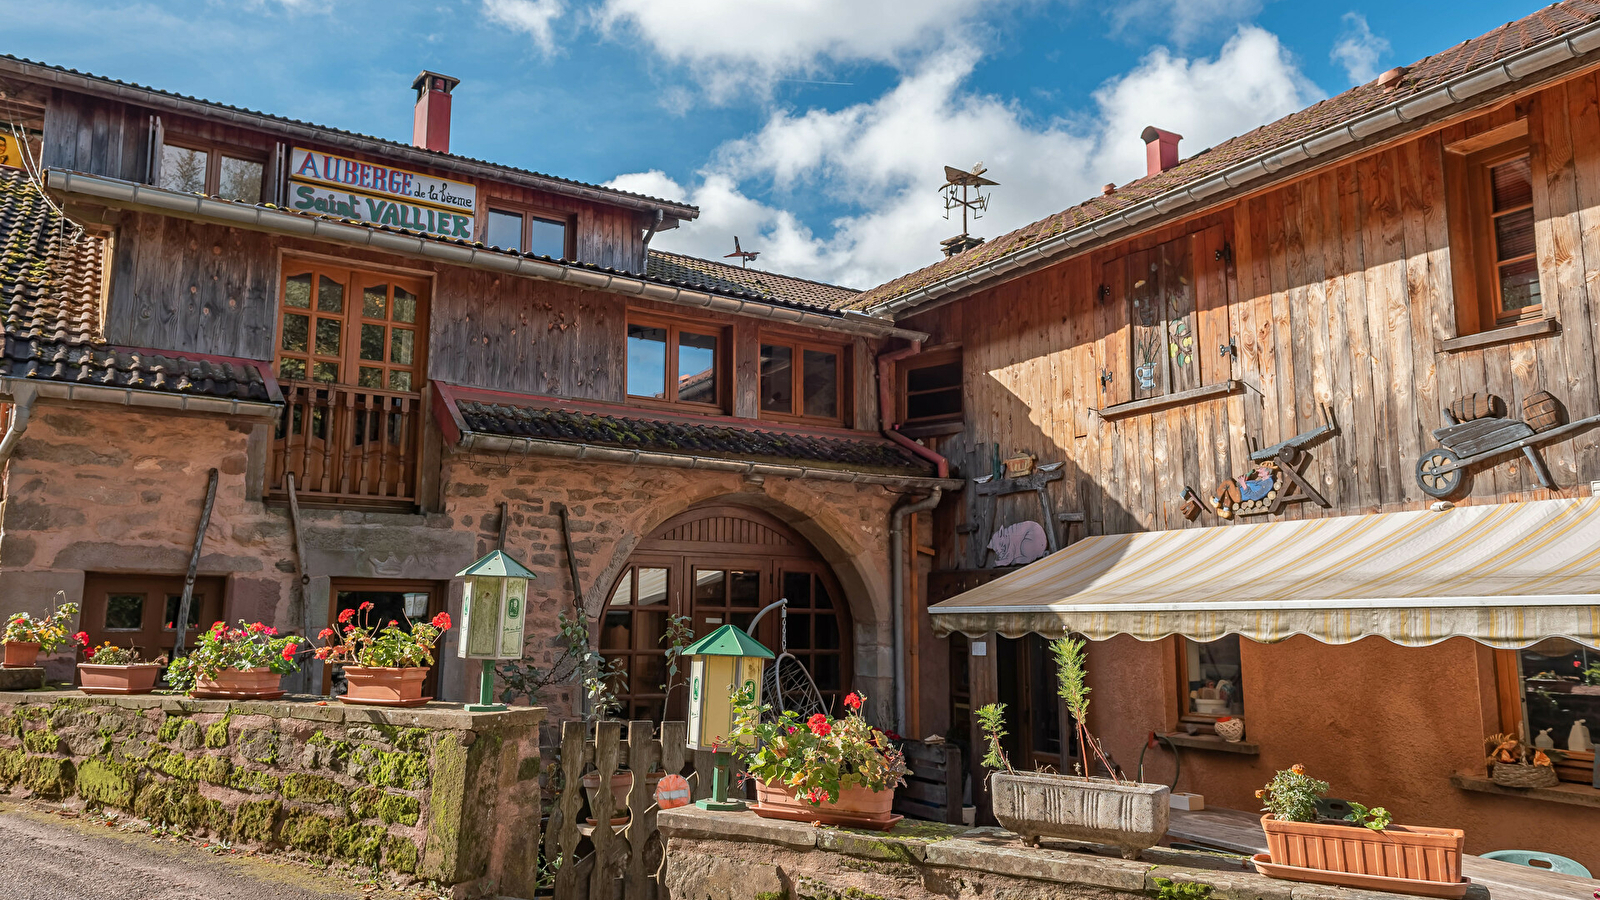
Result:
[455, 398, 933, 476]
[645, 251, 860, 310]
[850, 0, 1600, 311]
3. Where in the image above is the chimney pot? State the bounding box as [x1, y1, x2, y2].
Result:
[411, 70, 460, 154]
[1140, 126, 1183, 177]
[1102, 183, 1116, 196]
[1377, 66, 1408, 91]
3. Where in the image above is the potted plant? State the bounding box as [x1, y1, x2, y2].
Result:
[1256, 765, 1466, 892]
[4, 593, 81, 668]
[1484, 732, 1561, 788]
[727, 687, 909, 830]
[978, 634, 1170, 858]
[74, 633, 165, 694]
[165, 621, 300, 699]
[312, 603, 451, 706]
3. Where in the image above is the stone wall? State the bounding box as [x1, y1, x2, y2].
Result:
[0, 690, 543, 898]
[658, 806, 1472, 900]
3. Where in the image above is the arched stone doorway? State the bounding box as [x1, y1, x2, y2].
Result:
[600, 505, 852, 721]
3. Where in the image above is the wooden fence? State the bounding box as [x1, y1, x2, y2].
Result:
[544, 719, 720, 900]
[271, 380, 420, 507]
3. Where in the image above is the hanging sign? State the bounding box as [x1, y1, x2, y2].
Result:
[287, 147, 476, 239]
[1, 132, 40, 170]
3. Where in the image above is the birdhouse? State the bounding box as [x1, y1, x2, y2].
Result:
[456, 549, 536, 712]
[683, 623, 774, 751]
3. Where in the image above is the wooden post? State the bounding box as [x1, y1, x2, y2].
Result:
[589, 720, 622, 900]
[285, 472, 318, 694]
[943, 742, 965, 825]
[551, 722, 588, 900]
[171, 468, 219, 656]
[968, 631, 999, 826]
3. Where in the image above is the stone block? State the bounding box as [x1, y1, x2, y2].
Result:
[0, 668, 45, 691]
[662, 852, 785, 900]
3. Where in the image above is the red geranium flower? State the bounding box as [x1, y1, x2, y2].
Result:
[843, 692, 862, 711]
[431, 612, 452, 630]
[73, 631, 89, 648]
[264, 627, 278, 637]
[248, 623, 265, 634]
[338, 608, 356, 624]
[281, 643, 297, 661]
[359, 601, 374, 611]
[807, 713, 831, 737]
[388, 619, 399, 627]
[806, 787, 829, 804]
[314, 647, 331, 660]
[318, 628, 335, 639]
[84, 645, 97, 660]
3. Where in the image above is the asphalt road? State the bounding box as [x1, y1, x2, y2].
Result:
[0, 801, 425, 900]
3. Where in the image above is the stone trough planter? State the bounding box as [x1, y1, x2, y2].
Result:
[990, 771, 1169, 858]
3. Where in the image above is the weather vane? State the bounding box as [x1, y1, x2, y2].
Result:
[724, 236, 759, 268]
[940, 162, 997, 257]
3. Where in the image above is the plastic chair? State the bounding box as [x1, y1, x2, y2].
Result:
[1480, 850, 1592, 878]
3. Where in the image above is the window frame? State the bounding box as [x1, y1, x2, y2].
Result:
[274, 259, 430, 393]
[758, 332, 848, 426]
[1175, 635, 1247, 728]
[1470, 140, 1542, 328]
[158, 137, 268, 203]
[1445, 118, 1548, 336]
[484, 203, 575, 260]
[897, 346, 964, 436]
[625, 311, 730, 412]
[1494, 646, 1598, 787]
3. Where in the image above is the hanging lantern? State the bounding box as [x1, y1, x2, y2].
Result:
[456, 549, 536, 712]
[681, 623, 774, 811]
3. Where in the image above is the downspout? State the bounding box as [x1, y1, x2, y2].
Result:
[642, 208, 664, 250]
[0, 383, 39, 478]
[890, 487, 942, 735]
[876, 343, 950, 478]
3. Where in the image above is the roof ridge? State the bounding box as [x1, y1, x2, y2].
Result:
[647, 248, 862, 293]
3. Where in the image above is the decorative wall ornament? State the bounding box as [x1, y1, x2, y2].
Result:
[1207, 407, 1337, 519]
[1415, 390, 1600, 498]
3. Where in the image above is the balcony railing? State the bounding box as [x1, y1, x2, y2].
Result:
[271, 381, 421, 508]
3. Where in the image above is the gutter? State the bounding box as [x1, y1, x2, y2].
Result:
[875, 343, 950, 478]
[454, 431, 962, 491]
[0, 376, 281, 419]
[0, 57, 697, 220]
[890, 488, 943, 734]
[45, 170, 926, 343]
[865, 19, 1600, 319]
[0, 382, 38, 477]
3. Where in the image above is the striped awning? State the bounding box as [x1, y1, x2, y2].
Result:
[928, 498, 1600, 649]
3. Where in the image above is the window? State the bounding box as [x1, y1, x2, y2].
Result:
[1179, 635, 1245, 721]
[604, 565, 674, 721]
[159, 141, 264, 203]
[276, 263, 425, 391]
[626, 315, 725, 409]
[486, 206, 570, 259]
[1501, 639, 1598, 784]
[79, 574, 224, 673]
[1446, 120, 1546, 335]
[326, 581, 444, 697]
[760, 337, 845, 423]
[898, 348, 963, 435]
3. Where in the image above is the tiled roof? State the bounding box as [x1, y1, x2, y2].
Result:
[852, 0, 1600, 311]
[646, 251, 861, 311]
[454, 398, 934, 476]
[0, 54, 696, 217]
[0, 168, 274, 402]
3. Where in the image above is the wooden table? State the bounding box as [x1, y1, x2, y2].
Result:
[1167, 807, 1599, 900]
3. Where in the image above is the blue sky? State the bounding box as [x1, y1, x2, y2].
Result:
[2, 0, 1539, 287]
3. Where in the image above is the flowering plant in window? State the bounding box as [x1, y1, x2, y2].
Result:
[727, 686, 908, 805]
[73, 632, 164, 666]
[313, 603, 451, 668]
[164, 621, 301, 693]
[4, 593, 82, 652]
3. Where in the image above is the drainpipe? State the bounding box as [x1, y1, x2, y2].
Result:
[876, 343, 950, 478]
[0, 383, 39, 478]
[890, 487, 942, 735]
[642, 208, 664, 250]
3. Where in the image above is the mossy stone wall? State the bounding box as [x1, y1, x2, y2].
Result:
[0, 692, 543, 898]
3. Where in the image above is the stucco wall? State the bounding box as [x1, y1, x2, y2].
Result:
[1081, 634, 1599, 869]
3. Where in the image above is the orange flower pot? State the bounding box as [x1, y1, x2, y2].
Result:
[192, 667, 285, 699]
[339, 666, 430, 707]
[78, 663, 162, 694]
[3, 641, 41, 668]
[754, 780, 900, 830]
[1260, 815, 1465, 885]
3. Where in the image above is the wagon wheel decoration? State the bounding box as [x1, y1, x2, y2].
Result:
[1416, 447, 1468, 499]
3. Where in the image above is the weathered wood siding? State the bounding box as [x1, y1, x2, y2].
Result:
[41, 89, 152, 183]
[906, 72, 1600, 565]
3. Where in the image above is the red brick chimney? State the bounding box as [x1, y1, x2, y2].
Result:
[411, 71, 460, 153]
[1141, 126, 1182, 176]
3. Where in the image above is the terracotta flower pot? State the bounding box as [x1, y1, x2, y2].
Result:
[3, 641, 41, 668]
[581, 770, 664, 825]
[192, 667, 284, 699]
[78, 663, 162, 695]
[339, 666, 430, 707]
[754, 779, 900, 831]
[1260, 815, 1465, 885]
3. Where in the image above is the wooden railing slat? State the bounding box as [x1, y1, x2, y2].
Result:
[589, 721, 623, 900]
[270, 380, 421, 506]
[552, 722, 588, 900]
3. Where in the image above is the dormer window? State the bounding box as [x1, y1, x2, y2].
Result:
[486, 206, 571, 259]
[158, 140, 264, 203]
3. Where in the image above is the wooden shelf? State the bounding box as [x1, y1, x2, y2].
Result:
[1438, 318, 1558, 353]
[1094, 381, 1243, 421]
[1161, 733, 1260, 755]
[1451, 774, 1600, 808]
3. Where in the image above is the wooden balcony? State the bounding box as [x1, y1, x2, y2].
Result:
[270, 381, 421, 509]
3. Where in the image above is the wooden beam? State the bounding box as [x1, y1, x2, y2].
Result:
[1094, 380, 1244, 421]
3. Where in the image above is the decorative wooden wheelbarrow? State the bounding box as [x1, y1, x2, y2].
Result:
[1415, 391, 1600, 498]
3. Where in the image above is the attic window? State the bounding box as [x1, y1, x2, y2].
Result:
[1444, 118, 1548, 337]
[898, 348, 963, 437]
[158, 140, 263, 203]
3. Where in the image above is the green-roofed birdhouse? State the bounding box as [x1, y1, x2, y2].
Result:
[682, 623, 773, 811]
[456, 549, 536, 712]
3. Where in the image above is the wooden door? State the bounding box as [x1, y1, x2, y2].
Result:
[80, 574, 225, 668]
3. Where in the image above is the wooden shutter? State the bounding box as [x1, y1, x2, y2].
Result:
[1097, 255, 1133, 407]
[146, 115, 164, 185]
[1128, 246, 1164, 400]
[1160, 236, 1200, 394]
[1193, 224, 1234, 386]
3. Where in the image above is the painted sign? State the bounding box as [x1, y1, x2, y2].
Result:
[0, 132, 39, 170]
[288, 147, 476, 239]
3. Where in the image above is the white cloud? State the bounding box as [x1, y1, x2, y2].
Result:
[484, 0, 565, 54]
[1331, 12, 1390, 84]
[1104, 0, 1265, 47]
[616, 26, 1320, 290]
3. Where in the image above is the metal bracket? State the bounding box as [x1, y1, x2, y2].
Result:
[1214, 242, 1233, 264]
